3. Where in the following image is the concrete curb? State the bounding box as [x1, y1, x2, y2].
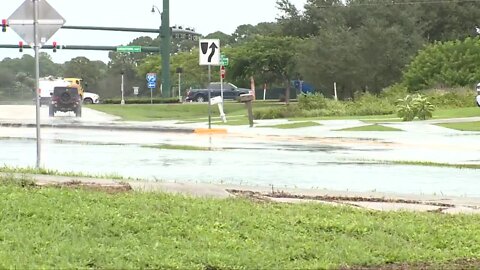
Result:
[194, 128, 228, 134]
[0, 121, 195, 134]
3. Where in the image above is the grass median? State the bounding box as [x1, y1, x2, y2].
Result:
[1, 176, 480, 269]
[90, 103, 480, 125]
[89, 102, 282, 122]
[437, 121, 480, 132]
[337, 124, 403, 132]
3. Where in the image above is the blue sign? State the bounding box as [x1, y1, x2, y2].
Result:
[146, 73, 157, 89]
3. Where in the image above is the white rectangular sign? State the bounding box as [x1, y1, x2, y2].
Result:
[199, 39, 220, 66]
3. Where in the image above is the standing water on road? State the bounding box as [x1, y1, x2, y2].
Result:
[1, 139, 479, 197]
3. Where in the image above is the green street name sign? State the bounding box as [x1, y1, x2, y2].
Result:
[117, 46, 142, 53]
[220, 55, 229, 66]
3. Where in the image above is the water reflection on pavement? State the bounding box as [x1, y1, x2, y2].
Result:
[1, 138, 479, 198]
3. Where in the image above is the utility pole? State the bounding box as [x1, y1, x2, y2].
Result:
[160, 0, 171, 98]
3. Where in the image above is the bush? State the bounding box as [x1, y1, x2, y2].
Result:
[253, 105, 300, 119]
[396, 94, 435, 121]
[346, 92, 396, 116]
[380, 84, 409, 104]
[423, 88, 476, 109]
[413, 95, 435, 120]
[102, 98, 180, 104]
[300, 99, 348, 117]
[297, 94, 328, 110]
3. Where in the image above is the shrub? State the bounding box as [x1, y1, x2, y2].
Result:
[413, 95, 435, 120]
[396, 94, 435, 121]
[253, 105, 300, 119]
[396, 95, 417, 121]
[297, 94, 328, 110]
[346, 92, 396, 116]
[380, 84, 409, 104]
[423, 88, 476, 109]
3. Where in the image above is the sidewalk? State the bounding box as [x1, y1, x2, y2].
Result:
[4, 173, 480, 215]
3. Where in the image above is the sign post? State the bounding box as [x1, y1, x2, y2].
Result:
[176, 67, 183, 103]
[146, 73, 157, 104]
[8, 0, 65, 169]
[120, 71, 125, 105]
[199, 39, 220, 129]
[219, 65, 226, 123]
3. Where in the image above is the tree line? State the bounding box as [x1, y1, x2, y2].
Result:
[1, 0, 480, 101]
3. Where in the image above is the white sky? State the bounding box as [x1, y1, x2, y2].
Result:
[0, 0, 306, 63]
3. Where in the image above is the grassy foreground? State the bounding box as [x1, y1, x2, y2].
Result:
[1, 178, 480, 269]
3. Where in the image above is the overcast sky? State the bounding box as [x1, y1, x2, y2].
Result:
[0, 0, 307, 63]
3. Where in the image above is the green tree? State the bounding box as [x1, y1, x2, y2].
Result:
[63, 57, 107, 92]
[403, 37, 480, 91]
[276, 0, 317, 37]
[230, 36, 299, 104]
[205, 31, 235, 47]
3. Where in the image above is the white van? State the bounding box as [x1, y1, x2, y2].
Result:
[39, 77, 69, 106]
[39, 77, 100, 105]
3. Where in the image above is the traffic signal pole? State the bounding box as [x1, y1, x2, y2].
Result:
[0, 44, 162, 52]
[161, 0, 171, 98]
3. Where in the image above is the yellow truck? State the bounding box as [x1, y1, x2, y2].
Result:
[64, 78, 85, 97]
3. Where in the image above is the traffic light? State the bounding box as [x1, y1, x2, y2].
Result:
[18, 41, 23, 53]
[1, 19, 7, 32]
[53, 41, 57, 52]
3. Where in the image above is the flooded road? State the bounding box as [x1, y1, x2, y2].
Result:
[1, 136, 479, 197]
[1, 105, 479, 197]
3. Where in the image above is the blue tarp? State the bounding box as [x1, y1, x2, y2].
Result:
[292, 80, 315, 94]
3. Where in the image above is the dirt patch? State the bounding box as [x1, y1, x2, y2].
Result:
[228, 190, 272, 203]
[342, 258, 480, 269]
[43, 180, 132, 194]
[227, 189, 456, 208]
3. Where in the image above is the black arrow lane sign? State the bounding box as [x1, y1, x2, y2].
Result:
[208, 42, 218, 63]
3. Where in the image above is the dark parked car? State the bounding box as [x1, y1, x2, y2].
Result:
[49, 86, 82, 117]
[185, 82, 250, 102]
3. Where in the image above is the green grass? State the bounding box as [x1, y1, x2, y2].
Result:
[1, 177, 480, 269]
[437, 121, 480, 132]
[390, 161, 480, 170]
[91, 102, 282, 122]
[433, 107, 480, 119]
[292, 114, 399, 122]
[143, 144, 212, 151]
[337, 124, 402, 132]
[0, 166, 125, 179]
[260, 121, 321, 129]
[91, 103, 479, 124]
